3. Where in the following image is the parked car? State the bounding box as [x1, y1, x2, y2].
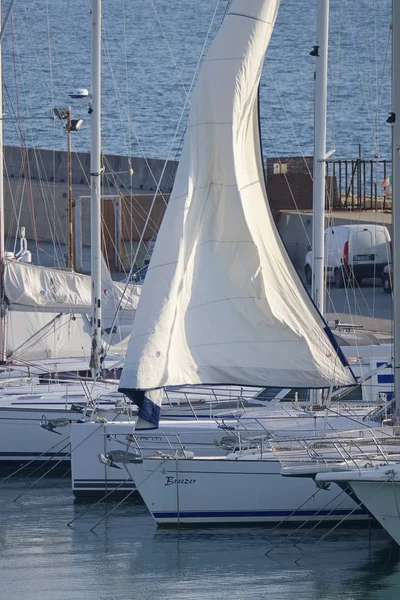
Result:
[122, 264, 148, 285]
[381, 263, 392, 294]
[305, 224, 392, 288]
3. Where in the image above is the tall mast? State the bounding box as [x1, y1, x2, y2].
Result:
[310, 0, 329, 405]
[311, 0, 329, 317]
[0, 0, 17, 362]
[0, 0, 5, 362]
[90, 0, 103, 378]
[392, 0, 400, 422]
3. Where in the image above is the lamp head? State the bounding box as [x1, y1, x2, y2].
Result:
[70, 118, 83, 131]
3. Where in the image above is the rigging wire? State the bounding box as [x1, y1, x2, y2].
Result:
[103, 0, 227, 355]
[10, 14, 39, 256]
[150, 0, 189, 99]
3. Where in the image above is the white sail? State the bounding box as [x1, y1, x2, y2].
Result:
[119, 0, 356, 425]
[3, 259, 140, 316]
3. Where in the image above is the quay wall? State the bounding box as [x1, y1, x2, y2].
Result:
[3, 147, 391, 273]
[3, 145, 177, 247]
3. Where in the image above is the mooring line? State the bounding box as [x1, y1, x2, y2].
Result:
[294, 481, 389, 565]
[0, 435, 70, 483]
[265, 487, 347, 556]
[67, 478, 133, 528]
[12, 442, 71, 502]
[7, 421, 106, 502]
[263, 487, 323, 544]
[70, 456, 167, 533]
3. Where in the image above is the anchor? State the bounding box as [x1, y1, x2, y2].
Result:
[98, 449, 143, 469]
[40, 415, 70, 435]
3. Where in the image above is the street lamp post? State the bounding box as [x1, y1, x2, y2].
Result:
[66, 108, 74, 270]
[52, 107, 83, 271]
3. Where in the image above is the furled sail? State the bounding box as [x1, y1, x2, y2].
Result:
[119, 0, 356, 426]
[3, 259, 140, 316]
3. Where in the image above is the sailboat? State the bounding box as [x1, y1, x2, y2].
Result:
[119, 0, 355, 416]
[0, 0, 141, 473]
[67, 0, 397, 501]
[66, 0, 399, 521]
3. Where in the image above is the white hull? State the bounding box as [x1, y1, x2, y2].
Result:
[349, 480, 400, 545]
[0, 384, 263, 472]
[70, 420, 230, 497]
[315, 466, 400, 546]
[0, 380, 126, 471]
[0, 405, 129, 472]
[0, 406, 73, 468]
[70, 404, 378, 497]
[125, 454, 366, 525]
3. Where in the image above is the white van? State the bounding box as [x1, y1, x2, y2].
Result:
[305, 224, 391, 288]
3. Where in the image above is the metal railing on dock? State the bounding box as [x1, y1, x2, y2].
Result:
[326, 157, 391, 211]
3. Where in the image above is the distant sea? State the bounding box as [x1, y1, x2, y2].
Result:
[1, 0, 392, 161]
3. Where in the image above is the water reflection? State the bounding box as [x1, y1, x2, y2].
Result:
[0, 479, 399, 600]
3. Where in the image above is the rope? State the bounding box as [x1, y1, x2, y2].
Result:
[265, 487, 347, 556]
[103, 0, 226, 355]
[10, 14, 39, 252]
[294, 478, 389, 563]
[150, 0, 189, 99]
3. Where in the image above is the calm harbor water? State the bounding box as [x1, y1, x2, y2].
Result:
[0, 478, 399, 600]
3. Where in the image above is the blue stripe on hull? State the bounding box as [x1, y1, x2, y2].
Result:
[73, 482, 136, 489]
[153, 508, 366, 519]
[0, 452, 69, 457]
[0, 459, 71, 476]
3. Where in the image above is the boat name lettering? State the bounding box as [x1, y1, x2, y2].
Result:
[165, 476, 196, 487]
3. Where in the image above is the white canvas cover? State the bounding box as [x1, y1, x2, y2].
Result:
[3, 259, 140, 316]
[5, 310, 131, 362]
[6, 311, 93, 361]
[119, 0, 356, 425]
